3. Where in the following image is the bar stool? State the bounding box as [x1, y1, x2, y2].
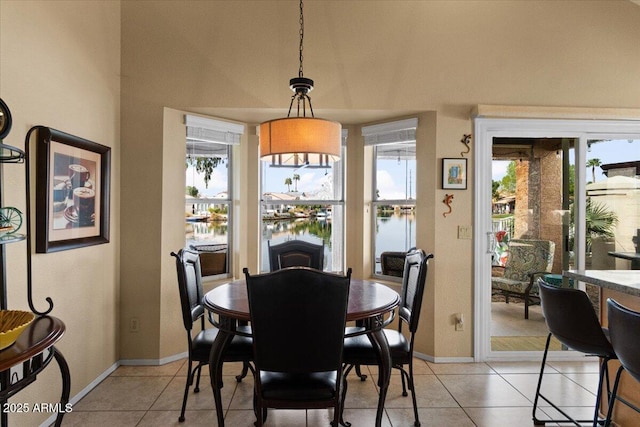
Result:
[534, 280, 617, 426]
[604, 298, 640, 426]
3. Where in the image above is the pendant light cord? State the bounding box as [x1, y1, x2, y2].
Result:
[287, 0, 314, 118]
[298, 0, 304, 78]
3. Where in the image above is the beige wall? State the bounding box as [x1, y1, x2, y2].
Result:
[3, 1, 640, 418]
[0, 0, 120, 424]
[119, 0, 640, 362]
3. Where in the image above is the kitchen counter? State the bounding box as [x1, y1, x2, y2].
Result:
[563, 270, 640, 296]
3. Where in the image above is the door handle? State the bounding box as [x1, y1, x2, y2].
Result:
[486, 232, 495, 254]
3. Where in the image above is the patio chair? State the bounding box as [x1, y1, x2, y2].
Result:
[491, 239, 555, 319]
[267, 239, 324, 271]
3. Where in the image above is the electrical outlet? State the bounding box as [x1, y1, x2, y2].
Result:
[455, 313, 464, 331]
[458, 225, 472, 239]
[130, 317, 140, 332]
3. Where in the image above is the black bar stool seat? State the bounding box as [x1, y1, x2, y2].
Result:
[534, 280, 617, 426]
[603, 298, 640, 426]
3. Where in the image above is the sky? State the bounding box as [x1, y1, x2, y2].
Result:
[260, 157, 416, 199]
[186, 164, 228, 197]
[493, 139, 639, 182]
[187, 139, 638, 198]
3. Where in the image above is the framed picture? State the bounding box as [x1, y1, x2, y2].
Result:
[442, 158, 467, 190]
[35, 127, 111, 253]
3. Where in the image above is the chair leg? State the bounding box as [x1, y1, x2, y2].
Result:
[603, 365, 624, 427]
[532, 333, 551, 425]
[179, 359, 196, 422]
[339, 365, 354, 427]
[193, 363, 203, 393]
[399, 366, 408, 396]
[592, 357, 612, 427]
[236, 361, 251, 382]
[533, 334, 609, 426]
[331, 401, 341, 427]
[407, 359, 420, 427]
[355, 364, 367, 381]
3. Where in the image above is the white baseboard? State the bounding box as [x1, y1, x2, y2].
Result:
[414, 351, 475, 364]
[119, 351, 188, 366]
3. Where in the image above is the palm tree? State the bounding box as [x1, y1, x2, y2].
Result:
[284, 177, 292, 192]
[585, 198, 618, 251]
[586, 158, 602, 183]
[569, 197, 618, 253]
[293, 174, 300, 192]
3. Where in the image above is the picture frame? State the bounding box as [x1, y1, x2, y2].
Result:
[35, 127, 111, 253]
[442, 158, 467, 190]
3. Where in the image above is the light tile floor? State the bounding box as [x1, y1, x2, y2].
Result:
[61, 357, 603, 426]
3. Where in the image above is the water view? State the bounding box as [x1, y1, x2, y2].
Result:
[375, 212, 415, 255]
[187, 211, 416, 274]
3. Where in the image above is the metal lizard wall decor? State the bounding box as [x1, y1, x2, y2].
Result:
[460, 134, 471, 157]
[443, 194, 454, 217]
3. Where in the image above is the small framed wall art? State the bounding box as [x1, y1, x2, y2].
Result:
[34, 126, 111, 253]
[442, 158, 467, 190]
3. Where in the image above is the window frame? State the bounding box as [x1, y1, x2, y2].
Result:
[184, 115, 243, 280]
[364, 118, 418, 280]
[259, 134, 347, 273]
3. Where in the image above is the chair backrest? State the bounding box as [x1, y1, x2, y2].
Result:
[380, 251, 407, 277]
[539, 280, 614, 356]
[504, 239, 555, 282]
[190, 244, 227, 276]
[267, 240, 324, 271]
[398, 249, 434, 333]
[171, 249, 204, 331]
[244, 266, 351, 373]
[607, 298, 640, 383]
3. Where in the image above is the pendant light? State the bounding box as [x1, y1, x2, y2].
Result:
[259, 0, 341, 167]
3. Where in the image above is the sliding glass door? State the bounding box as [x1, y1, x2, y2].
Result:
[474, 117, 640, 361]
[490, 137, 575, 352]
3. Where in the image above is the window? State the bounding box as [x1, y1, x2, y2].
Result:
[259, 131, 347, 272]
[184, 115, 243, 278]
[364, 118, 417, 278]
[583, 138, 640, 271]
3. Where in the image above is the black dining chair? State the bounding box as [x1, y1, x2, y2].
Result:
[341, 248, 433, 427]
[380, 250, 408, 277]
[244, 266, 351, 427]
[603, 298, 640, 426]
[267, 239, 324, 271]
[534, 280, 617, 426]
[171, 249, 254, 423]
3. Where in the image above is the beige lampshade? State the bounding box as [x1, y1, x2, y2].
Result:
[260, 117, 341, 165]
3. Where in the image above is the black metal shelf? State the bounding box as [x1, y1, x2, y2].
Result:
[0, 143, 25, 164]
[0, 118, 70, 426]
[0, 234, 25, 245]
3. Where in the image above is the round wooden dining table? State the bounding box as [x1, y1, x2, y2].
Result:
[203, 278, 400, 427]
